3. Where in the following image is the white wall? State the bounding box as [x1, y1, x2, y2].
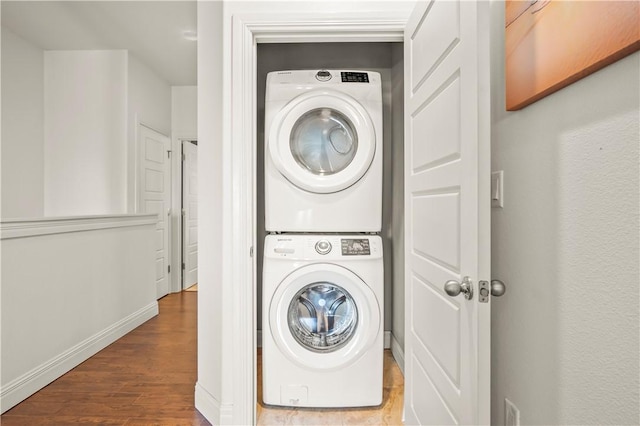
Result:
[390, 43, 404, 364]
[490, 2, 640, 425]
[1, 27, 44, 218]
[172, 86, 197, 138]
[2, 40, 171, 218]
[224, 0, 416, 16]
[195, 0, 225, 422]
[127, 55, 172, 212]
[44, 50, 128, 216]
[1, 215, 158, 413]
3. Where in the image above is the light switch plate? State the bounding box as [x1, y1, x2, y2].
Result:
[491, 170, 504, 208]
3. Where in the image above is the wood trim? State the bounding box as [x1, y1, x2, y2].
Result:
[244, 14, 407, 43]
[195, 383, 234, 424]
[0, 214, 157, 240]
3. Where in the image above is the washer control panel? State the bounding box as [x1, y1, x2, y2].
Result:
[315, 239, 332, 255]
[266, 235, 382, 260]
[341, 71, 369, 83]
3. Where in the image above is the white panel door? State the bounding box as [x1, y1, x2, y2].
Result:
[138, 125, 171, 299]
[404, 0, 490, 425]
[182, 141, 198, 288]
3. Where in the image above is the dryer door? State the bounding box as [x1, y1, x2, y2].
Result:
[268, 90, 376, 194]
[269, 263, 381, 371]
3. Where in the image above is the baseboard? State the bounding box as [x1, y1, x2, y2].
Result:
[195, 382, 234, 425]
[390, 333, 405, 376]
[257, 330, 393, 349]
[0, 302, 159, 413]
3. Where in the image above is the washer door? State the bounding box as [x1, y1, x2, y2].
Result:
[268, 90, 376, 194]
[269, 263, 381, 371]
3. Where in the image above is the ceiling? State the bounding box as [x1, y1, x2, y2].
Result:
[1, 1, 197, 86]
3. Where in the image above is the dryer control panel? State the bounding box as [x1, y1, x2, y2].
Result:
[265, 234, 382, 260]
[267, 69, 380, 88]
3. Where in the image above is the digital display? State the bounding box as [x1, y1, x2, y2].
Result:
[341, 239, 371, 256]
[341, 72, 369, 83]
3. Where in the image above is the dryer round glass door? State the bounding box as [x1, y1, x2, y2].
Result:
[268, 90, 376, 194]
[289, 108, 359, 176]
[269, 263, 381, 371]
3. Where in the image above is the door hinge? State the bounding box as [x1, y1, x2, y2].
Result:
[182, 153, 186, 162]
[249, 246, 254, 257]
[168, 265, 171, 274]
[167, 150, 172, 158]
[182, 262, 185, 270]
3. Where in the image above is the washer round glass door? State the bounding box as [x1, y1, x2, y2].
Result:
[269, 264, 381, 371]
[288, 282, 358, 353]
[268, 90, 376, 194]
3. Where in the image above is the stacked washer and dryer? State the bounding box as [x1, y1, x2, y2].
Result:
[262, 69, 385, 408]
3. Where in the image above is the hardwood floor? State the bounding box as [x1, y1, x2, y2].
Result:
[1, 292, 209, 426]
[2, 291, 404, 425]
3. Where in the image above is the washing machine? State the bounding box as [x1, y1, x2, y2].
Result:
[262, 234, 384, 407]
[264, 69, 383, 233]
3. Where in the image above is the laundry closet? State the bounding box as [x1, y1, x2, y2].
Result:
[256, 41, 405, 407]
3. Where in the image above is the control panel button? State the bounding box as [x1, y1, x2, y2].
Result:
[315, 240, 332, 255]
[315, 70, 332, 82]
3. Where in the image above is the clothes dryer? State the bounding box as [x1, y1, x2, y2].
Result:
[265, 69, 383, 232]
[262, 234, 384, 407]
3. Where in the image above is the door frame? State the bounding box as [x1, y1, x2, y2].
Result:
[170, 136, 198, 292]
[223, 10, 411, 424]
[180, 139, 198, 290]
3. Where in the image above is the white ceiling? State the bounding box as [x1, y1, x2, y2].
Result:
[1, 1, 197, 86]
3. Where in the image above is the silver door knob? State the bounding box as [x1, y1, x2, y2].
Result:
[491, 279, 506, 297]
[478, 279, 507, 303]
[444, 276, 473, 300]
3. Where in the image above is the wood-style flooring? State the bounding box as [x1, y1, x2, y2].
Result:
[2, 291, 404, 425]
[1, 292, 209, 425]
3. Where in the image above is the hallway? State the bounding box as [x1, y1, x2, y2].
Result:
[1, 292, 208, 425]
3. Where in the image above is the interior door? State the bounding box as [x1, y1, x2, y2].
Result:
[182, 140, 198, 289]
[138, 124, 171, 299]
[404, 0, 490, 424]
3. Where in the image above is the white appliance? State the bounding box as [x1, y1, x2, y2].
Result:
[262, 234, 384, 407]
[264, 69, 383, 232]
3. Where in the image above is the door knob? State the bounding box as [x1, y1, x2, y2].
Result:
[478, 279, 507, 302]
[490, 279, 506, 297]
[444, 276, 473, 300]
